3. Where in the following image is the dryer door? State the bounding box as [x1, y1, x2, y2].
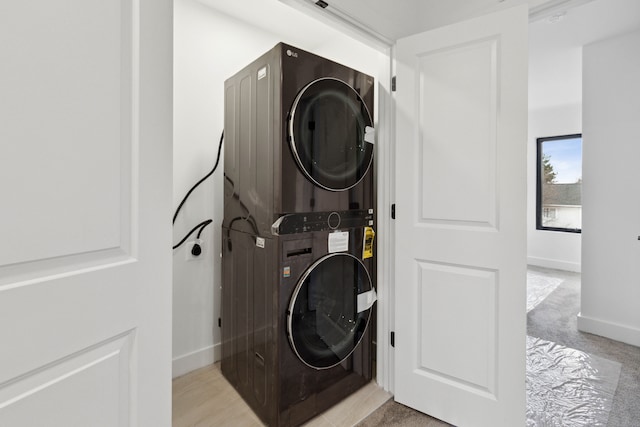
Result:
[289, 78, 374, 191]
[287, 253, 375, 370]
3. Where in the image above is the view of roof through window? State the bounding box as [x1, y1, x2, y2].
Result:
[537, 134, 582, 232]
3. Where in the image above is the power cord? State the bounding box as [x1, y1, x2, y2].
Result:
[172, 131, 224, 251]
[172, 219, 213, 251]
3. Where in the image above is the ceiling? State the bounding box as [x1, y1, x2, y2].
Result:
[198, 0, 640, 110]
[529, 0, 640, 110]
[277, 0, 600, 42]
[199, 0, 591, 48]
[196, 0, 345, 51]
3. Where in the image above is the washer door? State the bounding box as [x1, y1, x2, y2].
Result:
[288, 253, 374, 370]
[289, 78, 373, 191]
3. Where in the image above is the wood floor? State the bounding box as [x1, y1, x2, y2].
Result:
[172, 363, 392, 427]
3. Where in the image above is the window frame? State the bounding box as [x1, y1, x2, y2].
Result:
[536, 133, 582, 233]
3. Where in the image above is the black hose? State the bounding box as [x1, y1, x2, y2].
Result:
[172, 131, 223, 250]
[172, 131, 224, 225]
[173, 219, 213, 250]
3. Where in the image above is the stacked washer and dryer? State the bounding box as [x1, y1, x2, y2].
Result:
[221, 43, 377, 427]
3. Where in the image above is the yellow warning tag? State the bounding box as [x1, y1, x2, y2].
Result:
[363, 227, 375, 259]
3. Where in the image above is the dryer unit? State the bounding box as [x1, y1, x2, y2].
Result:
[223, 43, 375, 237]
[221, 220, 376, 427]
[221, 43, 377, 426]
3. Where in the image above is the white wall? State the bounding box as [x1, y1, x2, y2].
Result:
[579, 29, 640, 346]
[172, 0, 384, 377]
[527, 103, 582, 271]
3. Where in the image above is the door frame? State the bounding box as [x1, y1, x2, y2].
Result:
[373, 45, 395, 392]
[277, 2, 531, 397]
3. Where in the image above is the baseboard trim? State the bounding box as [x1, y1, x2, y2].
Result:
[577, 313, 640, 347]
[527, 256, 581, 273]
[172, 343, 222, 378]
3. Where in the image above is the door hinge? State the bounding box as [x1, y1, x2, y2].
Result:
[390, 331, 395, 347]
[218, 317, 222, 328]
[391, 76, 396, 92]
[391, 204, 396, 219]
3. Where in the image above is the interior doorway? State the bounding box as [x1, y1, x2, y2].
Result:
[525, 1, 640, 424]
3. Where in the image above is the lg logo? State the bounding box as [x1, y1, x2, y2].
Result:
[286, 49, 298, 58]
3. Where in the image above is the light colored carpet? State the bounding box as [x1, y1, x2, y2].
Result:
[356, 399, 450, 427]
[526, 267, 640, 427]
[526, 270, 563, 312]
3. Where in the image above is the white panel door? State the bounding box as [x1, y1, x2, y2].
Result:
[0, 1, 172, 426]
[394, 6, 528, 426]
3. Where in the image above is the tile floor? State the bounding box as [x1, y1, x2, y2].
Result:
[172, 363, 391, 427]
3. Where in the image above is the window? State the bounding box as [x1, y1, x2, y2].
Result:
[536, 134, 582, 233]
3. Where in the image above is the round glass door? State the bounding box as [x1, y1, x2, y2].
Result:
[289, 78, 373, 191]
[287, 253, 373, 369]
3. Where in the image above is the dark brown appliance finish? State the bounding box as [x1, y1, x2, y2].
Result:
[222, 43, 375, 236]
[221, 227, 374, 427]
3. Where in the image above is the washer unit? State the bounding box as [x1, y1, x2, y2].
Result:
[221, 220, 376, 427]
[222, 42, 375, 236]
[221, 43, 377, 426]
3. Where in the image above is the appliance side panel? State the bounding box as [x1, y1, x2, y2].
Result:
[255, 53, 275, 234]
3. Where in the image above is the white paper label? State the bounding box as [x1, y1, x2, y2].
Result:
[256, 237, 265, 248]
[364, 126, 375, 144]
[328, 231, 349, 253]
[357, 289, 377, 313]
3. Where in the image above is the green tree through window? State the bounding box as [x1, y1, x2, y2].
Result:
[542, 153, 557, 184]
[536, 134, 582, 232]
